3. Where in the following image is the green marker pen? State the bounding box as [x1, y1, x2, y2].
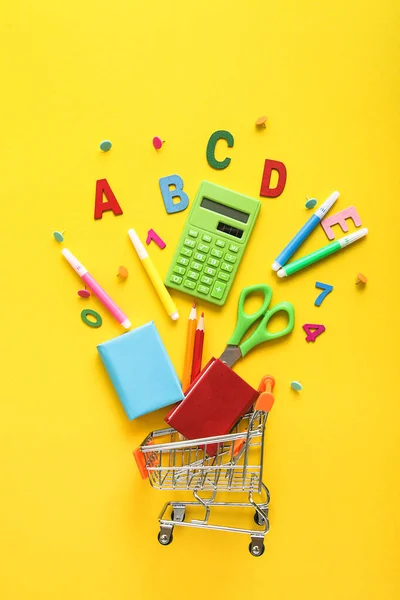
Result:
[277, 228, 368, 278]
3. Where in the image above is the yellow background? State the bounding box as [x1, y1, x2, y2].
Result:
[1, 1, 399, 598]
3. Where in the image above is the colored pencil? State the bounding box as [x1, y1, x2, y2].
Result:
[191, 312, 205, 383]
[182, 302, 197, 392]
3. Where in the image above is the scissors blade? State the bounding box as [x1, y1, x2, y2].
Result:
[219, 345, 242, 368]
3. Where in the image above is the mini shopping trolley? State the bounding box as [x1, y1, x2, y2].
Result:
[134, 375, 275, 557]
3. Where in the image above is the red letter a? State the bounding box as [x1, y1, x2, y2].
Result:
[94, 179, 123, 220]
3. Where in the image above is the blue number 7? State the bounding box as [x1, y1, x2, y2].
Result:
[314, 282, 333, 307]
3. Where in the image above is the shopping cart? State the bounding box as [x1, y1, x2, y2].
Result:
[134, 375, 275, 556]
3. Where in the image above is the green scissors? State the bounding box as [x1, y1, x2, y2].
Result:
[219, 284, 295, 368]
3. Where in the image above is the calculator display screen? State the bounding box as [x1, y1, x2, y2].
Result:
[200, 197, 249, 224]
[217, 222, 244, 239]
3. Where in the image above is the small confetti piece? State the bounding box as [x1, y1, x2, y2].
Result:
[153, 136, 164, 150]
[290, 381, 303, 391]
[305, 197, 317, 209]
[355, 273, 367, 285]
[117, 266, 129, 279]
[99, 140, 112, 152]
[146, 228, 166, 249]
[78, 289, 91, 298]
[53, 230, 65, 242]
[255, 116, 267, 128]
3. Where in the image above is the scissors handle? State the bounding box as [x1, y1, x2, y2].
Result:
[227, 284, 273, 345]
[227, 284, 295, 358]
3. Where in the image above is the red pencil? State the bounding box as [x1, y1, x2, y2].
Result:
[190, 312, 205, 383]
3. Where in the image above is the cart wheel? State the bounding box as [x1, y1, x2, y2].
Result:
[249, 540, 265, 557]
[171, 510, 185, 522]
[158, 529, 173, 546]
[254, 510, 267, 526]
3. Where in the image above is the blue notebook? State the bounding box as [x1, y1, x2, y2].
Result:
[97, 321, 184, 420]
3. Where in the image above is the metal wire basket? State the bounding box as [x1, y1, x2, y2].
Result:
[134, 376, 275, 556]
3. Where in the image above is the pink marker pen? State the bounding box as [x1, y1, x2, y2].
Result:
[62, 248, 131, 329]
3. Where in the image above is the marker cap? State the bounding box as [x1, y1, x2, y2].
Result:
[272, 261, 281, 271]
[128, 229, 148, 259]
[61, 248, 88, 277]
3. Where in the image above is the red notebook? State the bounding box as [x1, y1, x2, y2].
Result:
[165, 358, 259, 452]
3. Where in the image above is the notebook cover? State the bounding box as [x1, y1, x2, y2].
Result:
[165, 358, 258, 441]
[97, 321, 184, 420]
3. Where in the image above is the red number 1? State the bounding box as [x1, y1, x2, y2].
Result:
[146, 228, 166, 249]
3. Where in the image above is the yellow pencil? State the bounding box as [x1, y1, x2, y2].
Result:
[182, 302, 197, 392]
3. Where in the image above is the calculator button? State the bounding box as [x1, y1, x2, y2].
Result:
[204, 266, 216, 277]
[174, 266, 186, 275]
[177, 257, 189, 266]
[180, 247, 193, 257]
[194, 252, 206, 262]
[201, 275, 213, 285]
[207, 257, 220, 267]
[183, 279, 196, 289]
[221, 262, 233, 273]
[211, 281, 226, 300]
[215, 239, 226, 248]
[184, 238, 196, 248]
[224, 253, 237, 264]
[211, 248, 223, 259]
[197, 243, 210, 253]
[188, 229, 199, 238]
[228, 243, 239, 253]
[197, 284, 210, 295]
[202, 234, 213, 243]
[217, 271, 230, 282]
[191, 261, 202, 271]
[187, 270, 199, 281]
[170, 275, 182, 284]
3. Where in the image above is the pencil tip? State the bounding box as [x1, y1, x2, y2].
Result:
[192, 301, 196, 308]
[201, 312, 204, 317]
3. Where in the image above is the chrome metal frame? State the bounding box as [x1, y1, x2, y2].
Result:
[138, 410, 271, 556]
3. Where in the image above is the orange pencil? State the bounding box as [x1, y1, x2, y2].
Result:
[182, 302, 197, 392]
[191, 312, 205, 383]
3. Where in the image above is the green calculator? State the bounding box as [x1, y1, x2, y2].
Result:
[165, 181, 261, 306]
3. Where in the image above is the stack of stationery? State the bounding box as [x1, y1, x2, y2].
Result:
[166, 284, 295, 453]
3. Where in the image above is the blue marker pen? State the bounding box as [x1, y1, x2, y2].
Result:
[272, 191, 340, 271]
